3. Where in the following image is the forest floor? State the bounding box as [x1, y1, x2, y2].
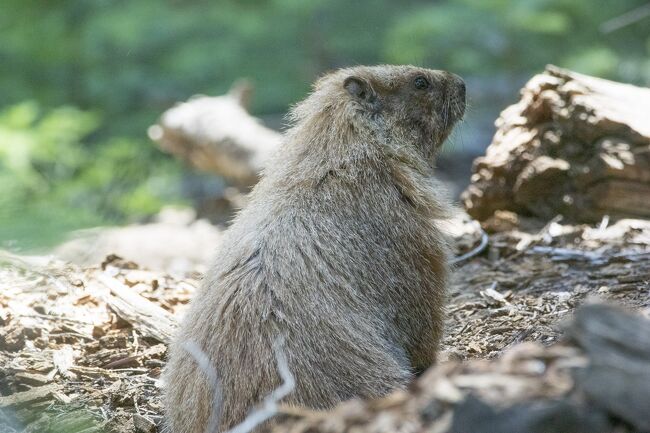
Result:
[0, 214, 649, 433]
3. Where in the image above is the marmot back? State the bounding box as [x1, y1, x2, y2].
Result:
[164, 64, 466, 433]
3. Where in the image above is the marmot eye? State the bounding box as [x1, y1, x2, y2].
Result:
[414, 76, 430, 90]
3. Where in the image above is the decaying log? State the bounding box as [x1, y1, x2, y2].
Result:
[94, 273, 178, 343]
[462, 65, 650, 223]
[53, 207, 486, 272]
[148, 81, 282, 186]
[55, 207, 222, 273]
[568, 304, 650, 432]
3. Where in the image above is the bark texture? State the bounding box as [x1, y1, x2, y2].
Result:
[462, 65, 650, 222]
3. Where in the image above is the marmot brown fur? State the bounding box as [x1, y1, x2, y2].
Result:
[164, 65, 466, 433]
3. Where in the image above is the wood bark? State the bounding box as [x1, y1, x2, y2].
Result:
[462, 65, 650, 223]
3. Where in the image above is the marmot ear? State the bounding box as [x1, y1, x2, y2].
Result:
[344, 76, 374, 102]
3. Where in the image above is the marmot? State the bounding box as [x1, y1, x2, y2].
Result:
[164, 65, 466, 433]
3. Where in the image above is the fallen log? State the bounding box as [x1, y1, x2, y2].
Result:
[147, 81, 282, 187]
[462, 65, 650, 223]
[55, 206, 222, 273]
[568, 305, 650, 432]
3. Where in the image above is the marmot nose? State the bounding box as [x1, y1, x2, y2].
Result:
[458, 80, 466, 99]
[443, 72, 466, 118]
[449, 74, 465, 100]
[440, 71, 465, 101]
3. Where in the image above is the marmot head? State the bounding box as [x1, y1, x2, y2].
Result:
[289, 65, 465, 164]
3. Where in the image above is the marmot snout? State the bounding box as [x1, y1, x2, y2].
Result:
[164, 64, 465, 433]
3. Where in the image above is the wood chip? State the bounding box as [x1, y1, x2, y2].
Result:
[94, 272, 178, 343]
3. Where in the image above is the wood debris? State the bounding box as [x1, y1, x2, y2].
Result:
[0, 251, 192, 432]
[0, 215, 648, 432]
[462, 65, 650, 222]
[148, 81, 281, 187]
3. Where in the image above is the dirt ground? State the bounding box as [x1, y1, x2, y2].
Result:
[445, 216, 650, 361]
[1, 215, 649, 433]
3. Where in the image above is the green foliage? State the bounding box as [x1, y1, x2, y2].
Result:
[0, 0, 648, 249]
[1, 1, 647, 130]
[0, 102, 95, 199]
[0, 102, 184, 250]
[385, 0, 650, 78]
[2, 0, 648, 118]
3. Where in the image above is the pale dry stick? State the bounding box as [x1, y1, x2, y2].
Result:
[598, 214, 610, 230]
[180, 341, 223, 433]
[180, 338, 295, 433]
[504, 215, 564, 263]
[597, 214, 610, 235]
[16, 312, 94, 325]
[450, 224, 488, 265]
[227, 338, 295, 433]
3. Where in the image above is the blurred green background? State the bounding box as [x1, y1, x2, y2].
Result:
[1, 0, 649, 251]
